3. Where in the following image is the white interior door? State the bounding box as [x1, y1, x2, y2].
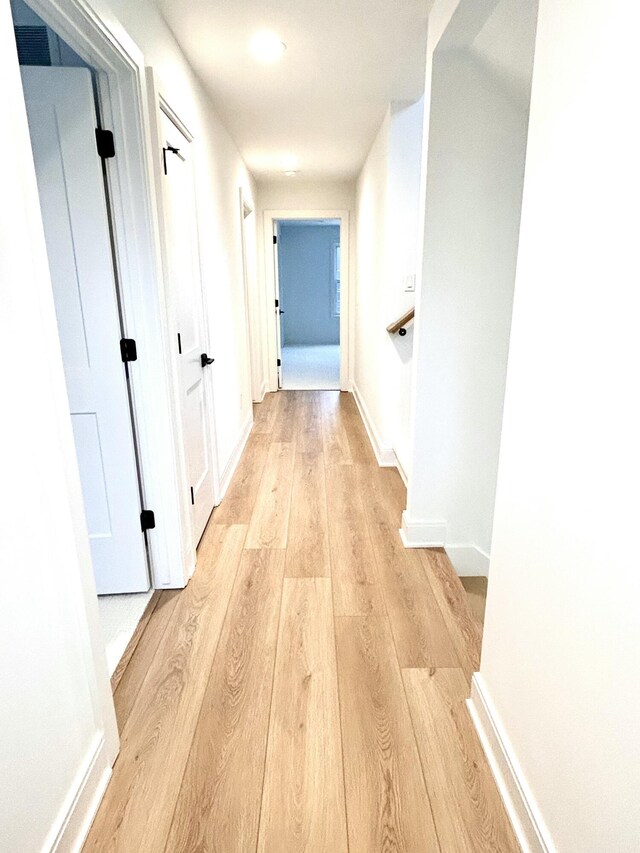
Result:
[160, 110, 216, 546]
[21, 67, 149, 594]
[273, 222, 283, 388]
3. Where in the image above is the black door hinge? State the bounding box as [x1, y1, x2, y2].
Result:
[273, 235, 277, 244]
[190, 486, 195, 505]
[95, 128, 115, 159]
[277, 358, 281, 367]
[120, 338, 137, 362]
[275, 299, 279, 308]
[140, 509, 155, 531]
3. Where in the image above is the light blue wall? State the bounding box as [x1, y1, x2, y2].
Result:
[278, 223, 340, 346]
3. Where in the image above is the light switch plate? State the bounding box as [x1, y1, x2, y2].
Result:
[404, 274, 416, 292]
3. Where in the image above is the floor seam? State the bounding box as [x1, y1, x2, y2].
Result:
[253, 551, 287, 853]
[161, 526, 248, 853]
[323, 442, 352, 853]
[357, 473, 445, 853]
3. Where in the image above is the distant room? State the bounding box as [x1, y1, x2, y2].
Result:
[276, 219, 341, 389]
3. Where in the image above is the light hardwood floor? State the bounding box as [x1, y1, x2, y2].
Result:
[84, 391, 518, 853]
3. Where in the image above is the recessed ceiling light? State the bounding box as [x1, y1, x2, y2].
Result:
[249, 31, 287, 63]
[284, 170, 298, 177]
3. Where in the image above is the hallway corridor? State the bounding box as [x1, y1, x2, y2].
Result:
[84, 391, 518, 852]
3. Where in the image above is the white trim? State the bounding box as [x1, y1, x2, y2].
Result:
[396, 455, 409, 488]
[147, 69, 222, 571]
[400, 511, 447, 547]
[49, 734, 112, 853]
[218, 411, 253, 501]
[240, 187, 262, 402]
[159, 94, 194, 142]
[25, 0, 191, 590]
[445, 545, 490, 577]
[263, 209, 351, 392]
[255, 380, 268, 403]
[399, 516, 490, 577]
[352, 384, 398, 467]
[467, 675, 555, 853]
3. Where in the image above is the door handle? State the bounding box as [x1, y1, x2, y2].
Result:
[279, 309, 285, 315]
[200, 353, 214, 367]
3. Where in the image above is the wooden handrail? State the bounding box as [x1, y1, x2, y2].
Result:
[386, 307, 415, 336]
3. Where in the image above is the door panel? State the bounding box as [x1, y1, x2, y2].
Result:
[161, 111, 216, 545]
[21, 67, 149, 594]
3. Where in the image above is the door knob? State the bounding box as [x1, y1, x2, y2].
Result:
[279, 309, 285, 315]
[200, 353, 214, 367]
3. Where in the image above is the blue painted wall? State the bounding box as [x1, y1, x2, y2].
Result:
[278, 223, 340, 346]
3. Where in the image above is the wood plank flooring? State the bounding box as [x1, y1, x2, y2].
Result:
[84, 391, 518, 853]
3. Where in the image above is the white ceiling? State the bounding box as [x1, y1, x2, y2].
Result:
[156, 0, 430, 181]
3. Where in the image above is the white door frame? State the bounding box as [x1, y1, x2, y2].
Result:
[240, 188, 264, 402]
[272, 220, 284, 389]
[23, 0, 192, 588]
[147, 80, 221, 559]
[263, 209, 351, 392]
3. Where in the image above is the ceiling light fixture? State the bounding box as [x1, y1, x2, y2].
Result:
[284, 170, 298, 177]
[249, 31, 287, 63]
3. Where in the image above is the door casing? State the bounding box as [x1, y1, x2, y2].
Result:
[157, 102, 220, 550]
[240, 189, 263, 402]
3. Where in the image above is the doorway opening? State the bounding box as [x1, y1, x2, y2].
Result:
[275, 219, 341, 390]
[265, 210, 350, 393]
[12, 0, 152, 675]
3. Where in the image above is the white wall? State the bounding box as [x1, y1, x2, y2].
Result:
[278, 223, 340, 346]
[354, 110, 390, 449]
[403, 3, 535, 574]
[354, 99, 424, 473]
[105, 0, 258, 480]
[0, 3, 118, 848]
[257, 179, 356, 212]
[256, 180, 356, 390]
[403, 0, 536, 575]
[384, 99, 425, 472]
[476, 0, 640, 849]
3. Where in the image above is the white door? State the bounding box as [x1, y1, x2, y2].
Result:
[160, 111, 216, 545]
[21, 67, 149, 594]
[273, 222, 283, 388]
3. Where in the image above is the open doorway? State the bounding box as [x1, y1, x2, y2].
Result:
[12, 0, 152, 674]
[275, 219, 341, 390]
[265, 209, 350, 392]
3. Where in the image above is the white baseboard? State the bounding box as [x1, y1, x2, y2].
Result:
[253, 380, 267, 403]
[399, 511, 446, 547]
[351, 385, 398, 468]
[445, 544, 490, 577]
[395, 455, 408, 487]
[219, 411, 253, 501]
[399, 516, 490, 577]
[467, 675, 554, 853]
[50, 733, 112, 852]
